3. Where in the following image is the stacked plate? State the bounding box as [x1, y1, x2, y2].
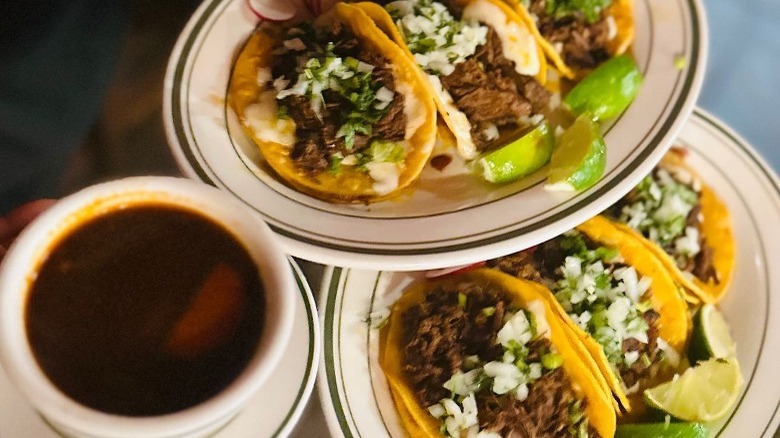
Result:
[158, 0, 780, 436]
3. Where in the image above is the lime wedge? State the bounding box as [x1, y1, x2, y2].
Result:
[615, 422, 708, 438]
[477, 123, 554, 183]
[688, 304, 737, 364]
[545, 115, 606, 192]
[564, 55, 643, 121]
[644, 357, 743, 422]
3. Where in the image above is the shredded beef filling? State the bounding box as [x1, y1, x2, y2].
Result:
[477, 365, 599, 438]
[439, 26, 550, 151]
[684, 203, 718, 283]
[528, 0, 611, 70]
[489, 236, 666, 390]
[270, 22, 406, 174]
[620, 309, 662, 389]
[402, 281, 599, 436]
[402, 282, 506, 406]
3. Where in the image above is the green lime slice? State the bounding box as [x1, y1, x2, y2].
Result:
[615, 422, 708, 438]
[545, 114, 606, 192]
[564, 54, 643, 121]
[644, 357, 743, 422]
[476, 123, 554, 183]
[688, 304, 737, 364]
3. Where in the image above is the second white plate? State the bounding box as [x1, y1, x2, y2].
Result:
[317, 109, 780, 438]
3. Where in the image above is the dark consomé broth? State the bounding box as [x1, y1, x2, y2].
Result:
[25, 204, 265, 416]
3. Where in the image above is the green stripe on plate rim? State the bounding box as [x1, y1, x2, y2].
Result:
[323, 182, 777, 438]
[169, 0, 705, 256]
[323, 267, 355, 438]
[268, 258, 318, 437]
[672, 127, 773, 437]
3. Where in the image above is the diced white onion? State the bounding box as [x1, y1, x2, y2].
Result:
[376, 86, 395, 103]
[483, 361, 523, 394]
[528, 363, 542, 380]
[481, 123, 499, 142]
[497, 310, 533, 347]
[514, 383, 529, 401]
[257, 67, 272, 86]
[357, 60, 375, 73]
[393, 0, 487, 76]
[624, 351, 640, 366]
[674, 226, 701, 256]
[283, 38, 306, 51]
[273, 77, 289, 92]
[527, 300, 550, 338]
[607, 297, 631, 335]
[606, 15, 618, 40]
[428, 403, 446, 418]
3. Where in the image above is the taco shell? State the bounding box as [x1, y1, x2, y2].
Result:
[502, 0, 635, 79]
[544, 215, 690, 412]
[227, 3, 437, 203]
[379, 268, 616, 438]
[613, 151, 735, 304]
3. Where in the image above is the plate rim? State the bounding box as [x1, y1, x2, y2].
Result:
[163, 0, 709, 271]
[316, 108, 780, 438]
[266, 257, 321, 438]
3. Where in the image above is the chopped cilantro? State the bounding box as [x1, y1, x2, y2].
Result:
[328, 155, 343, 175]
[276, 104, 289, 119]
[481, 306, 496, 317]
[274, 28, 394, 151]
[458, 292, 468, 309]
[542, 352, 564, 369]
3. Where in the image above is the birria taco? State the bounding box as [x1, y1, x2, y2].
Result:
[489, 216, 689, 412]
[355, 0, 552, 160]
[227, 3, 437, 203]
[379, 268, 616, 437]
[603, 148, 735, 304]
[501, 0, 635, 78]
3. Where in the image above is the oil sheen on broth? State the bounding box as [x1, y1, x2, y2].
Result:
[25, 204, 265, 416]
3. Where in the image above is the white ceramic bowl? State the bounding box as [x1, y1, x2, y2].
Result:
[0, 176, 295, 438]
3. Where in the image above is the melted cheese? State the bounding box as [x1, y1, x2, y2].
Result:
[463, 0, 541, 77]
[428, 74, 477, 159]
[397, 80, 426, 141]
[243, 91, 296, 147]
[366, 162, 400, 195]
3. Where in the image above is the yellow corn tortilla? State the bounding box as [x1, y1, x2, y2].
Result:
[539, 215, 689, 412]
[502, 0, 635, 79]
[355, 0, 548, 160]
[612, 150, 735, 304]
[379, 268, 616, 438]
[227, 3, 437, 203]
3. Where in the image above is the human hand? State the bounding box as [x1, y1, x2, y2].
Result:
[0, 199, 57, 262]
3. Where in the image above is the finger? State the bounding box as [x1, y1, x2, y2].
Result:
[0, 199, 57, 247]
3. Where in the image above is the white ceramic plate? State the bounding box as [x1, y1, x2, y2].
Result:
[317, 109, 780, 437]
[0, 258, 320, 438]
[164, 0, 707, 270]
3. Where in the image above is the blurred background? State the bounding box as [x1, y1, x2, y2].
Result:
[1, 0, 778, 213]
